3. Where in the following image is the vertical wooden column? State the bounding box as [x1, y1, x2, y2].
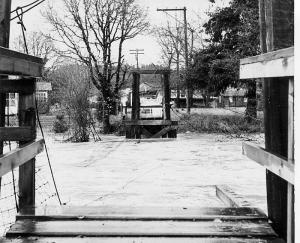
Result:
[18, 86, 37, 209]
[163, 72, 171, 121]
[259, 0, 294, 240]
[131, 72, 140, 138]
[131, 72, 140, 120]
[0, 0, 11, 192]
[287, 78, 294, 243]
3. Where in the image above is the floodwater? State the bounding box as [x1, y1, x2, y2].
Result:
[0, 132, 267, 235]
[35, 133, 267, 211]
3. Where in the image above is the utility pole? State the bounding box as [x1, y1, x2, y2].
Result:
[157, 7, 191, 113]
[129, 49, 144, 69]
[176, 26, 180, 108]
[0, 0, 12, 189]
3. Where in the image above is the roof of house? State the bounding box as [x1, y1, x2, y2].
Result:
[36, 82, 52, 91]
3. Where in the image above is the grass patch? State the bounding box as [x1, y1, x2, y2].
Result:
[178, 113, 264, 134]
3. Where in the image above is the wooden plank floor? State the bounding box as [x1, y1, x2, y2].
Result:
[4, 206, 283, 242]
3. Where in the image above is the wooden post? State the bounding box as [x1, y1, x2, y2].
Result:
[0, 0, 11, 192]
[131, 72, 140, 138]
[18, 91, 37, 209]
[163, 72, 171, 121]
[259, 0, 294, 240]
[287, 78, 294, 243]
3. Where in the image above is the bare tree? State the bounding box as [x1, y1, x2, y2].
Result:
[12, 31, 57, 74]
[153, 24, 185, 107]
[153, 21, 203, 109]
[44, 0, 149, 133]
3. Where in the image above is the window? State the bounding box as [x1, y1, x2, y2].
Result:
[141, 108, 152, 114]
[36, 92, 48, 103]
[5, 93, 17, 107]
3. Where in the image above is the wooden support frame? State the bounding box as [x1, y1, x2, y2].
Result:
[126, 69, 177, 139]
[0, 139, 44, 177]
[0, 46, 43, 77]
[242, 142, 294, 184]
[240, 47, 294, 79]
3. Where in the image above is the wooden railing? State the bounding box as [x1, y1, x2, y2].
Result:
[0, 45, 44, 210]
[240, 46, 294, 242]
[0, 139, 45, 177]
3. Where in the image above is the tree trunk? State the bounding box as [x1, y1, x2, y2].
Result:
[245, 80, 257, 122]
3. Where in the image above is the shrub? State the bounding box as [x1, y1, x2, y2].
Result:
[178, 113, 264, 134]
[53, 114, 69, 133]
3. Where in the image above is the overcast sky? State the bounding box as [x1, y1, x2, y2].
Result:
[9, 0, 229, 66]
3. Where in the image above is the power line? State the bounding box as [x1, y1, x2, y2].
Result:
[10, 0, 46, 21]
[10, 0, 41, 13]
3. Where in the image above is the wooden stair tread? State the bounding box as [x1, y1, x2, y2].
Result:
[18, 206, 267, 221]
[6, 219, 277, 237]
[1, 237, 285, 243]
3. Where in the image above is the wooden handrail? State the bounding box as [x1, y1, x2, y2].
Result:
[0, 139, 44, 177]
[240, 46, 294, 79]
[242, 142, 294, 184]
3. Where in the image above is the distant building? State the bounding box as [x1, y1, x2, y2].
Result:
[218, 87, 247, 107]
[170, 90, 205, 107]
[36, 82, 52, 103]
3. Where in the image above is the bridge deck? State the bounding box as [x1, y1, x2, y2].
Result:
[3, 206, 283, 242]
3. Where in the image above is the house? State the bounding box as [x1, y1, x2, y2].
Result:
[218, 87, 247, 107]
[120, 82, 163, 119]
[170, 89, 205, 107]
[36, 81, 52, 103]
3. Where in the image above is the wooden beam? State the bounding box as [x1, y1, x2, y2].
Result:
[125, 120, 178, 126]
[287, 78, 294, 243]
[151, 126, 173, 138]
[131, 69, 170, 75]
[242, 142, 294, 184]
[240, 47, 294, 79]
[17, 206, 268, 221]
[163, 72, 171, 120]
[0, 78, 35, 93]
[241, 47, 294, 65]
[131, 72, 140, 120]
[0, 139, 44, 177]
[18, 88, 37, 209]
[0, 46, 43, 77]
[141, 127, 153, 138]
[6, 219, 277, 238]
[215, 185, 240, 208]
[0, 127, 35, 141]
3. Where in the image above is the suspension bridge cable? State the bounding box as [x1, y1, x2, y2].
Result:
[35, 97, 62, 205]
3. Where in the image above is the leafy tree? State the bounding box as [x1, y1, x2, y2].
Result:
[190, 0, 260, 119]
